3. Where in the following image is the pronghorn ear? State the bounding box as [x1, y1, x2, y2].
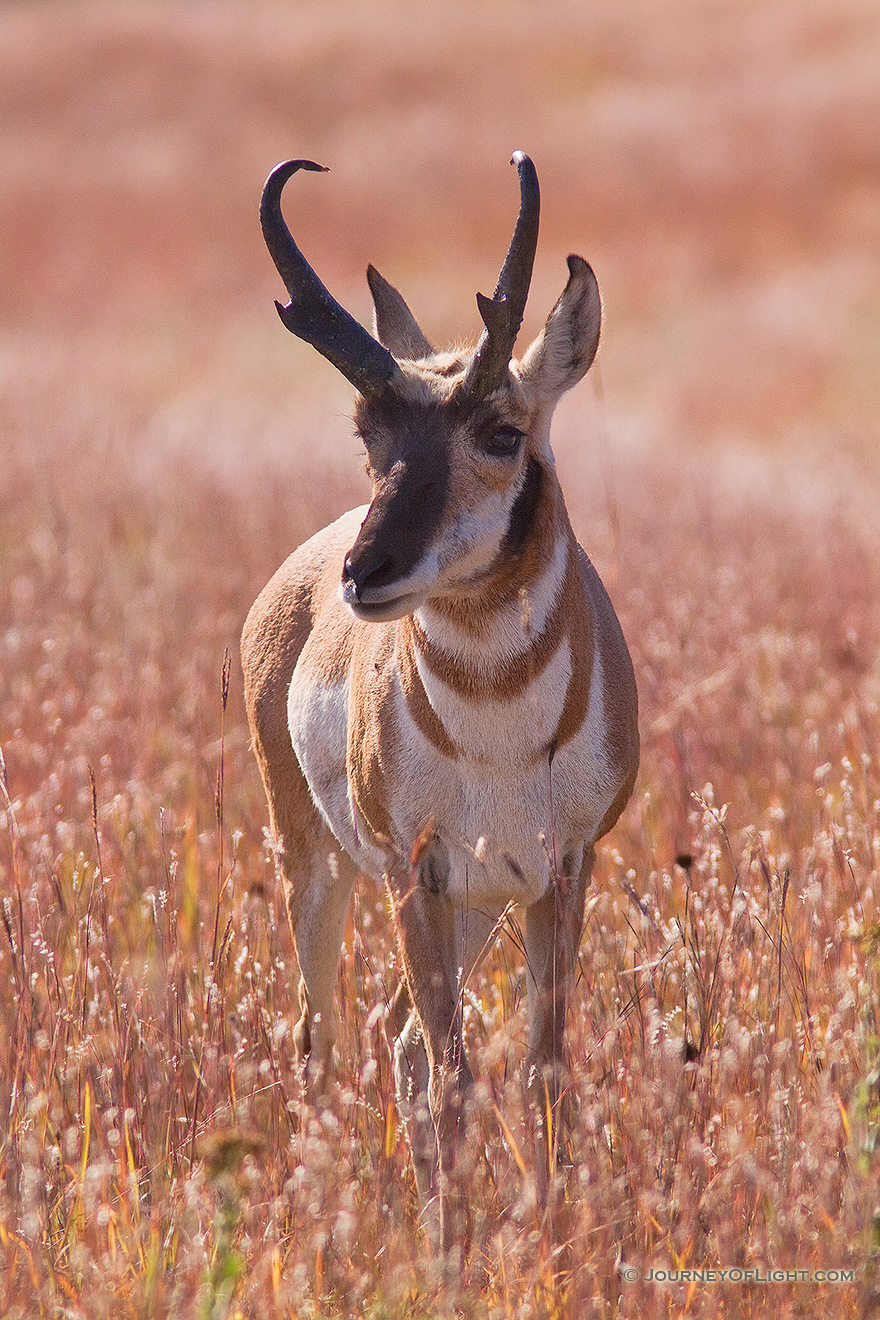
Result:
[518, 255, 601, 399]
[366, 264, 435, 361]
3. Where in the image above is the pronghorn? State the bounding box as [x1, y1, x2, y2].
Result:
[241, 153, 639, 1250]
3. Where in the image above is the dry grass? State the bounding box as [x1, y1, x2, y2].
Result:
[1, 1, 879, 1316]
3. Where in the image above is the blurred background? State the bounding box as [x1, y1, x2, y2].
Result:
[4, 0, 878, 455]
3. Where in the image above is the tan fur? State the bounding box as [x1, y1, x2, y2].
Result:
[241, 552, 322, 930]
[408, 539, 587, 708]
[396, 623, 460, 760]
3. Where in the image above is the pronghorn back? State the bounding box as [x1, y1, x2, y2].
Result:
[241, 153, 638, 1253]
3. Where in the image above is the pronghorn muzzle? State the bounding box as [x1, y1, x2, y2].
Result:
[260, 159, 400, 396]
[341, 450, 448, 619]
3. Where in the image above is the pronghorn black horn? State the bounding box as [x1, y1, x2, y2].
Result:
[260, 159, 400, 395]
[466, 152, 540, 393]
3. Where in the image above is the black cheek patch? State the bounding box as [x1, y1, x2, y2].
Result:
[502, 457, 543, 554]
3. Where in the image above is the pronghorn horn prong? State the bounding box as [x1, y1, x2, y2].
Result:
[466, 151, 540, 393]
[261, 159, 400, 395]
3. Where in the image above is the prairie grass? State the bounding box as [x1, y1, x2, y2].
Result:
[1, 1, 879, 1316]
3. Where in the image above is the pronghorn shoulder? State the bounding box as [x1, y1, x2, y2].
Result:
[574, 542, 640, 833]
[241, 505, 368, 712]
[574, 543, 634, 687]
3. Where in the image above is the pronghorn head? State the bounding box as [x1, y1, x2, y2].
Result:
[262, 154, 602, 622]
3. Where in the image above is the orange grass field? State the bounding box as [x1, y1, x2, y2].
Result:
[2, 1, 880, 1316]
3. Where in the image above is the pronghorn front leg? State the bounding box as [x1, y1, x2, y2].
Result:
[524, 844, 592, 1211]
[285, 840, 356, 1087]
[390, 850, 473, 1257]
[388, 981, 435, 1211]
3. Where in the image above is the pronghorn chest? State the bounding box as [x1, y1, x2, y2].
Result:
[287, 564, 619, 908]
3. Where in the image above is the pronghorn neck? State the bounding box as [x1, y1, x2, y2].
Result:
[396, 454, 591, 760]
[415, 453, 573, 649]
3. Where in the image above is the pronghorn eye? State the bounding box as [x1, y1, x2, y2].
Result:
[482, 426, 525, 457]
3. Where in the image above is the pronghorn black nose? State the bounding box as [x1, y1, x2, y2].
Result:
[343, 551, 400, 599]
